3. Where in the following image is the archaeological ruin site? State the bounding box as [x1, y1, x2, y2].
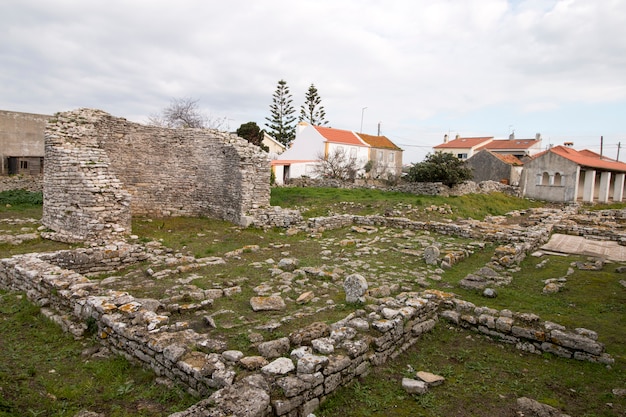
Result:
[0, 109, 624, 417]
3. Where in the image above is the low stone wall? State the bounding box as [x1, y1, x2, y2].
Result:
[440, 298, 613, 364]
[0, 175, 43, 192]
[306, 214, 551, 248]
[249, 206, 303, 228]
[282, 178, 521, 198]
[0, 245, 614, 417]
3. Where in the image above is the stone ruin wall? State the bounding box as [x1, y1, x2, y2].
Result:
[42, 108, 271, 242]
[0, 175, 43, 192]
[0, 245, 613, 417]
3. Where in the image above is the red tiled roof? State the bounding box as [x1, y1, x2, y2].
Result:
[547, 145, 626, 172]
[356, 133, 401, 150]
[314, 126, 366, 146]
[476, 139, 541, 151]
[434, 137, 493, 149]
[492, 152, 523, 166]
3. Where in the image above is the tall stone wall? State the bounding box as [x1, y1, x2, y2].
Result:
[42, 109, 271, 242]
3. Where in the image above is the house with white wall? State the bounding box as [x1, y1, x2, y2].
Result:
[272, 122, 402, 184]
[261, 132, 286, 159]
[358, 132, 403, 179]
[521, 145, 626, 203]
[434, 134, 543, 160]
[433, 135, 494, 160]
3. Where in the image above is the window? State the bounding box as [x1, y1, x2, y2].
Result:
[388, 152, 395, 163]
[554, 172, 562, 186]
[542, 172, 550, 185]
[350, 148, 357, 158]
[378, 150, 384, 161]
[457, 153, 467, 159]
[20, 160, 28, 169]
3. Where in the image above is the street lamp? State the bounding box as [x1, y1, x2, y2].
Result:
[360, 107, 367, 133]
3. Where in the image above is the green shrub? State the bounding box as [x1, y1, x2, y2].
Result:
[0, 190, 43, 206]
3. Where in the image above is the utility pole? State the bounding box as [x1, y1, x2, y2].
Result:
[618, 142, 621, 161]
[600, 136, 604, 157]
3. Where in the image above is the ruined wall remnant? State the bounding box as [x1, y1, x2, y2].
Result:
[42, 109, 271, 242]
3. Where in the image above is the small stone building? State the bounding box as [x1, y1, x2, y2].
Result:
[42, 109, 271, 242]
[466, 150, 523, 185]
[521, 145, 626, 203]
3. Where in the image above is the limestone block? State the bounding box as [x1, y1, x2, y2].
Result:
[297, 354, 329, 374]
[258, 337, 291, 359]
[276, 375, 309, 398]
[239, 356, 269, 370]
[550, 329, 604, 355]
[416, 371, 445, 386]
[402, 377, 428, 394]
[341, 339, 370, 358]
[262, 357, 295, 376]
[250, 295, 286, 312]
[344, 273, 368, 303]
[290, 322, 331, 346]
[311, 337, 335, 355]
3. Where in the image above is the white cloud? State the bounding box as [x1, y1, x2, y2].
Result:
[1, 0, 625, 162]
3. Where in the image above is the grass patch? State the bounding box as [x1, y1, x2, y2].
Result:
[270, 187, 542, 220]
[0, 291, 197, 416]
[318, 324, 625, 417]
[0, 190, 43, 207]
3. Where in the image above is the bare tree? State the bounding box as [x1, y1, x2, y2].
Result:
[314, 147, 360, 181]
[148, 97, 227, 130]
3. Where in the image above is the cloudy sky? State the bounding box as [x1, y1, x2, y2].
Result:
[2, 0, 625, 162]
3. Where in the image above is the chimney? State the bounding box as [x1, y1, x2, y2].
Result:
[509, 132, 515, 140]
[296, 121, 308, 134]
[535, 133, 541, 140]
[564, 142, 573, 147]
[443, 134, 448, 143]
[455, 134, 460, 140]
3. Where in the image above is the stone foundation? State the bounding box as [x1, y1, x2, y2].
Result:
[0, 243, 613, 417]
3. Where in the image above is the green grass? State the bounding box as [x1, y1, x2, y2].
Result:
[0, 291, 197, 416]
[0, 190, 43, 207]
[318, 324, 625, 417]
[270, 186, 542, 220]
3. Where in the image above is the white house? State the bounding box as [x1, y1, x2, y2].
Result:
[272, 122, 372, 185]
[261, 132, 286, 159]
[433, 133, 543, 160]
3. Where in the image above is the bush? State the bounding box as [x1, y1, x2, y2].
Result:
[0, 190, 43, 206]
[406, 152, 472, 187]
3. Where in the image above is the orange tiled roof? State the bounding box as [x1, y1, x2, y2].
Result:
[356, 133, 402, 150]
[314, 126, 367, 146]
[434, 137, 493, 149]
[476, 139, 541, 151]
[547, 145, 626, 172]
[491, 152, 523, 166]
